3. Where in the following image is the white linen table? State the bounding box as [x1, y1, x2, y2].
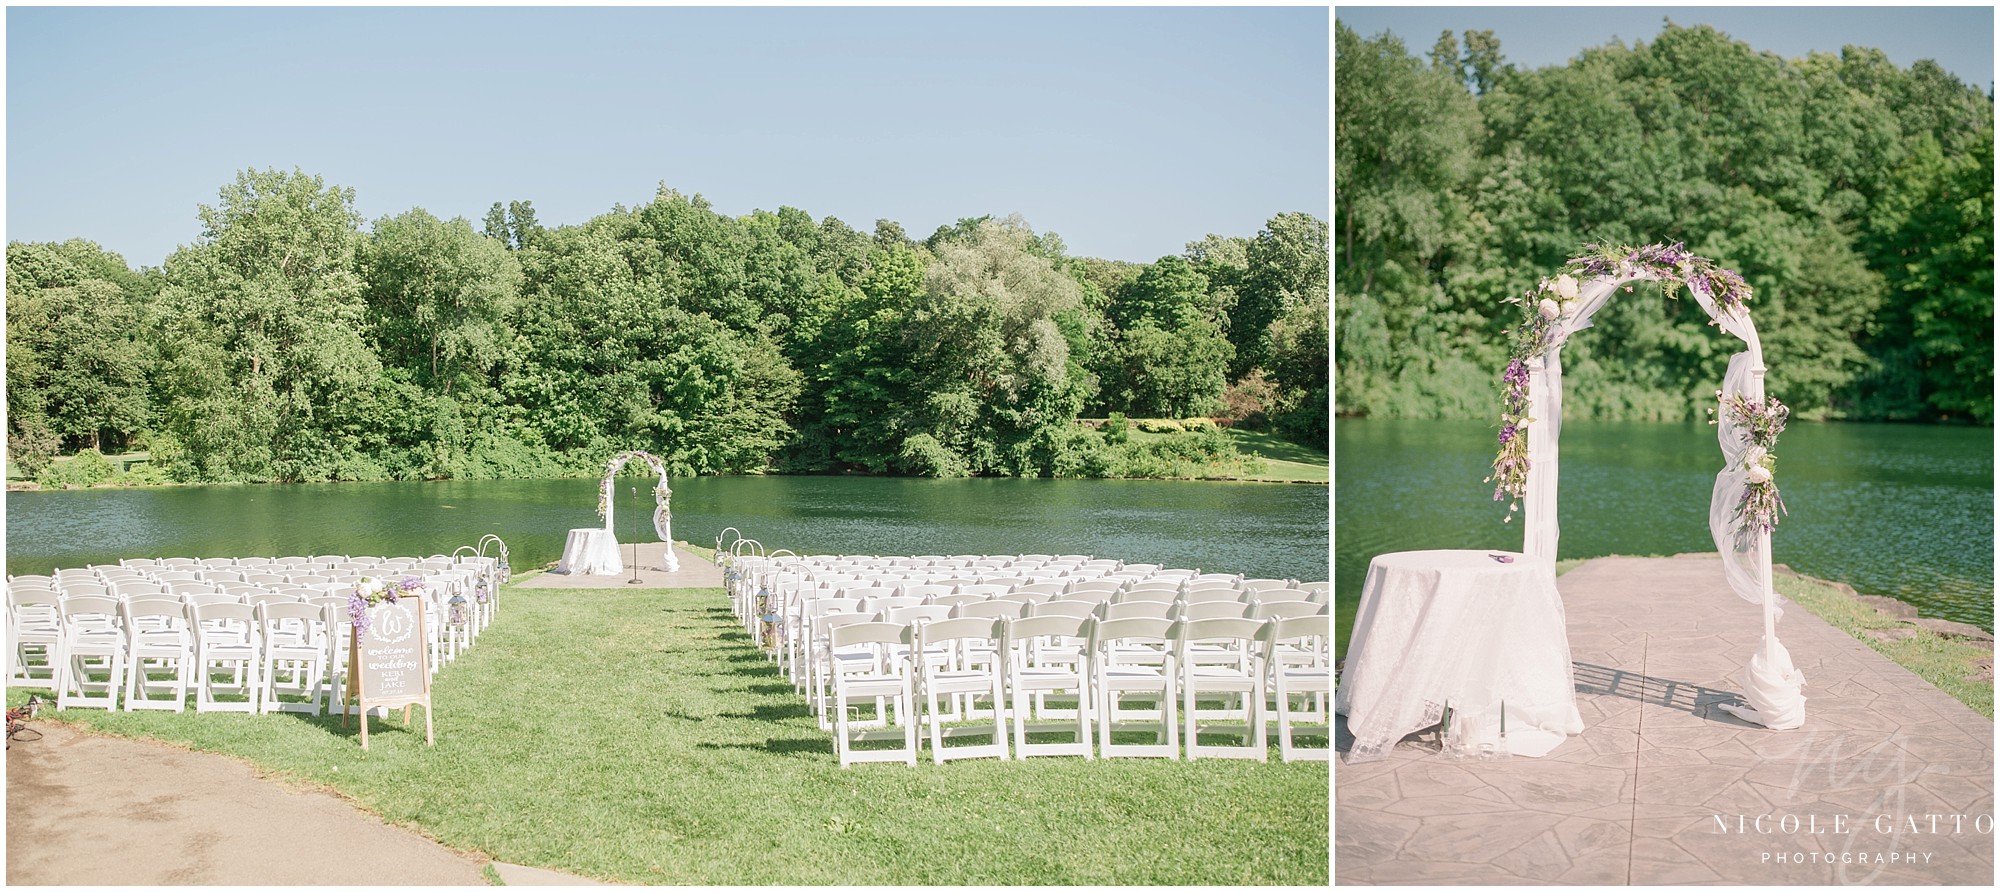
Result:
[1336, 549, 1584, 762]
[555, 528, 622, 576]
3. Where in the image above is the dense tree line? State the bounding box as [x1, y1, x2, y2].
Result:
[1336, 21, 1993, 424]
[6, 174, 1327, 483]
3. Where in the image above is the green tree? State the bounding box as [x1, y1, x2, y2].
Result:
[1863, 131, 1994, 421]
[503, 208, 800, 473]
[4, 240, 154, 460]
[482, 200, 544, 250]
[889, 218, 1089, 476]
[360, 210, 523, 393]
[150, 168, 380, 481]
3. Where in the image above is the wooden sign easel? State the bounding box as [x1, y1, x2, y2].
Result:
[342, 597, 435, 750]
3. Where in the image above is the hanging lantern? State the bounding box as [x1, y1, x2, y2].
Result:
[448, 592, 469, 628]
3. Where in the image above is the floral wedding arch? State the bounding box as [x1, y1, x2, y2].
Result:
[1487, 243, 1804, 730]
[596, 450, 681, 572]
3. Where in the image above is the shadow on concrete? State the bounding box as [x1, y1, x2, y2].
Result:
[1573, 661, 1749, 720]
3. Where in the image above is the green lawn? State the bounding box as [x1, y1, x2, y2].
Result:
[1118, 426, 1329, 483]
[12, 584, 1330, 884]
[1223, 429, 1330, 482]
[1770, 571, 1993, 718]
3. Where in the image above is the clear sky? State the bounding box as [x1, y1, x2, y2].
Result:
[5, 6, 1330, 270]
[1337, 5, 1993, 93]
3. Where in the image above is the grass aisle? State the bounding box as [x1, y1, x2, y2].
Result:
[21, 585, 1330, 884]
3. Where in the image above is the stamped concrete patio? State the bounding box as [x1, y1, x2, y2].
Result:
[514, 541, 723, 589]
[1335, 555, 1995, 885]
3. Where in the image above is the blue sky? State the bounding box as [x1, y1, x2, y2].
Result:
[1337, 6, 1993, 91]
[5, 6, 1329, 269]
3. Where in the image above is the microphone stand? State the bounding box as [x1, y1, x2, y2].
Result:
[628, 485, 643, 585]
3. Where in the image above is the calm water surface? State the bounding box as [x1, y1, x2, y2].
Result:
[6, 477, 1329, 583]
[1335, 419, 1994, 637]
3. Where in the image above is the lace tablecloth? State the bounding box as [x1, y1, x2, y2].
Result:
[555, 528, 622, 576]
[1336, 549, 1584, 762]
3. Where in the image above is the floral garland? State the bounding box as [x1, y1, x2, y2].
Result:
[595, 454, 672, 524]
[348, 576, 425, 636]
[1712, 392, 1790, 540]
[1488, 243, 1756, 518]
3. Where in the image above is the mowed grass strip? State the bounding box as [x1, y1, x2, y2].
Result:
[17, 585, 1330, 884]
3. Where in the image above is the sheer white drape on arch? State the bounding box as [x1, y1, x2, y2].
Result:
[1521, 271, 1805, 730]
[598, 450, 681, 572]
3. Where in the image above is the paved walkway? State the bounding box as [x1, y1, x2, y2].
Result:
[1335, 555, 1994, 885]
[7, 721, 486, 885]
[515, 541, 722, 589]
[6, 721, 616, 886]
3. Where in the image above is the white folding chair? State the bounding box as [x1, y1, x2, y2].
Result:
[1177, 600, 1256, 622]
[809, 611, 876, 728]
[9, 586, 63, 687]
[915, 617, 1008, 763]
[312, 596, 357, 715]
[1012, 581, 1068, 599]
[259, 600, 328, 715]
[1254, 599, 1327, 622]
[953, 600, 1026, 621]
[1177, 617, 1269, 761]
[1065, 579, 1124, 598]
[121, 598, 194, 711]
[1090, 616, 1178, 759]
[1182, 586, 1251, 605]
[58, 580, 111, 599]
[1029, 599, 1097, 620]
[1265, 614, 1332, 762]
[1099, 600, 1176, 622]
[830, 622, 917, 767]
[56, 596, 125, 710]
[1121, 581, 1183, 601]
[946, 582, 1006, 600]
[191, 601, 261, 713]
[1004, 614, 1093, 758]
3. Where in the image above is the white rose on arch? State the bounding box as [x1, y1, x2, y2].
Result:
[1553, 274, 1581, 300]
[1746, 465, 1773, 485]
[1538, 298, 1561, 319]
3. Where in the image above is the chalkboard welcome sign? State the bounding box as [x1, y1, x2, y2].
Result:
[344, 597, 435, 749]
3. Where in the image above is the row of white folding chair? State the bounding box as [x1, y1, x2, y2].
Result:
[16, 575, 474, 696]
[48, 595, 352, 714]
[737, 554, 1310, 626]
[58, 589, 470, 718]
[11, 581, 347, 683]
[802, 596, 1323, 710]
[826, 613, 1331, 766]
[745, 548, 1136, 595]
[771, 580, 1304, 677]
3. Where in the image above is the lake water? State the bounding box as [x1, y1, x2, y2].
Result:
[5, 476, 1330, 583]
[1335, 419, 1995, 637]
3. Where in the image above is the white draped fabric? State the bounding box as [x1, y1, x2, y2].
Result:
[556, 527, 622, 576]
[1689, 282, 1806, 730]
[1336, 550, 1585, 762]
[1522, 271, 1805, 731]
[599, 451, 680, 572]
